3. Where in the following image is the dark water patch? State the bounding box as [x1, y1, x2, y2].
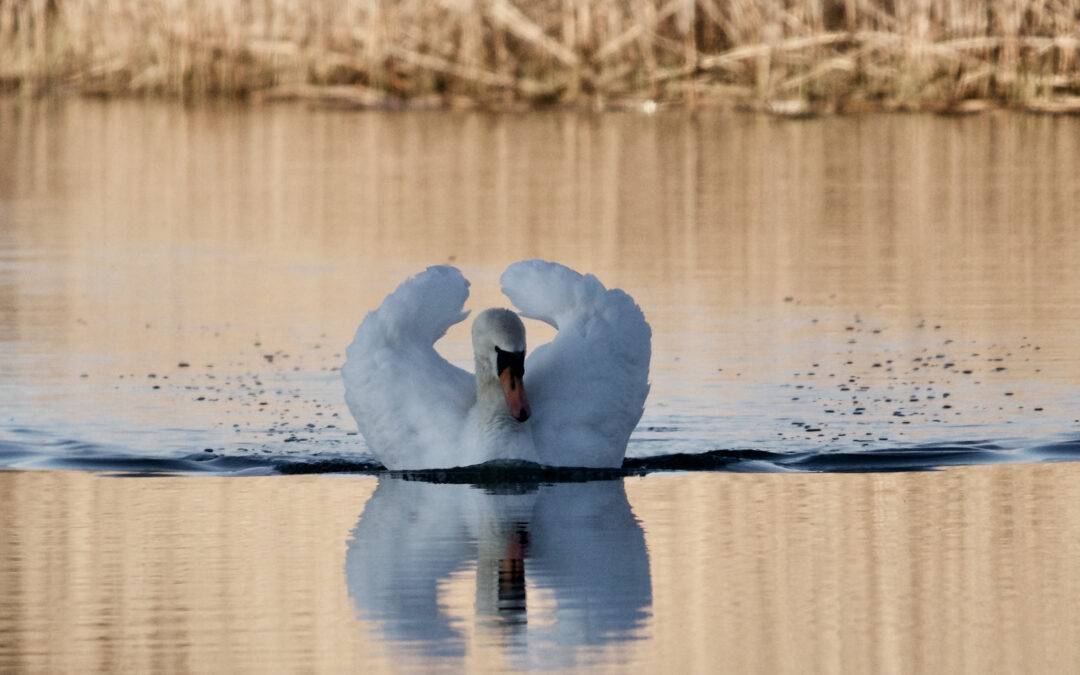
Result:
[282, 457, 633, 484]
[391, 460, 627, 485]
[947, 439, 1007, 449]
[276, 457, 385, 475]
[778, 438, 1078, 472]
[51, 455, 209, 473]
[781, 447, 998, 473]
[0, 440, 41, 463]
[182, 453, 278, 472]
[277, 452, 786, 483]
[623, 449, 778, 473]
[28, 453, 272, 475]
[1022, 438, 1080, 462]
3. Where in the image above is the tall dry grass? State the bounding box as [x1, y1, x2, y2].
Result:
[1, 0, 1078, 111]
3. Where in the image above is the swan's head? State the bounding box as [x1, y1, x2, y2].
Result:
[472, 308, 531, 423]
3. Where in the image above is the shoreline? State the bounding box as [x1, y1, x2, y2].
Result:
[3, 1, 1079, 116]
[5, 88, 1079, 117]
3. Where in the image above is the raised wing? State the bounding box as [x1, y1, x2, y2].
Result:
[501, 260, 651, 468]
[342, 266, 475, 470]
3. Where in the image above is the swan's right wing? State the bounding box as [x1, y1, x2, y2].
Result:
[342, 266, 475, 470]
[501, 260, 651, 468]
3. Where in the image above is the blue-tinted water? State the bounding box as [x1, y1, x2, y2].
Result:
[2, 431, 1077, 477]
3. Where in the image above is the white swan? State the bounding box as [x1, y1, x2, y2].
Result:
[342, 260, 651, 470]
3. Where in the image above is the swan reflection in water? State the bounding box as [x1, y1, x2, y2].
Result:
[345, 477, 652, 666]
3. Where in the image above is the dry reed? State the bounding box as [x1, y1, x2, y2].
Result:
[1, 0, 1078, 112]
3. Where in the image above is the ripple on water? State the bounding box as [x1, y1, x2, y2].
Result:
[0, 429, 1075, 479]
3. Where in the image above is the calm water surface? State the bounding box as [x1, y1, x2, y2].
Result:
[2, 466, 1077, 672]
[0, 101, 1078, 671]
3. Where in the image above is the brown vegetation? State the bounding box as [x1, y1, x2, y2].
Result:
[2, 0, 1079, 112]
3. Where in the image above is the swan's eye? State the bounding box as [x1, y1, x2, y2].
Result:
[494, 347, 525, 378]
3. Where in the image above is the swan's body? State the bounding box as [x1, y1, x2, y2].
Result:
[342, 260, 651, 470]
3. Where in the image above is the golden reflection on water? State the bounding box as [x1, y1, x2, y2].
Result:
[1, 101, 1076, 363]
[0, 464, 1076, 673]
[632, 464, 1080, 674]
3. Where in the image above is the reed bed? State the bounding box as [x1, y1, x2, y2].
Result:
[2, 0, 1078, 112]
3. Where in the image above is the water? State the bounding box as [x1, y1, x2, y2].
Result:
[2, 466, 1077, 672]
[1, 100, 1078, 671]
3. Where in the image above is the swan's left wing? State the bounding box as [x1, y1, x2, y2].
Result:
[343, 266, 475, 470]
[501, 260, 651, 468]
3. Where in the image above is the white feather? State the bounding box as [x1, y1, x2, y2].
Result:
[501, 260, 651, 468]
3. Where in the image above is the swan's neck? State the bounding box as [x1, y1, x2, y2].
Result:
[474, 359, 518, 431]
[472, 358, 537, 466]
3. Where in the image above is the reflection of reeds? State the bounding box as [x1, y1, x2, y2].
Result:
[2, 0, 1078, 112]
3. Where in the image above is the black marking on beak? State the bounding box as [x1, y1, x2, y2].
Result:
[496, 347, 530, 422]
[495, 347, 525, 379]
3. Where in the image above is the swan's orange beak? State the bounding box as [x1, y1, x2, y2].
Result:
[499, 368, 531, 422]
